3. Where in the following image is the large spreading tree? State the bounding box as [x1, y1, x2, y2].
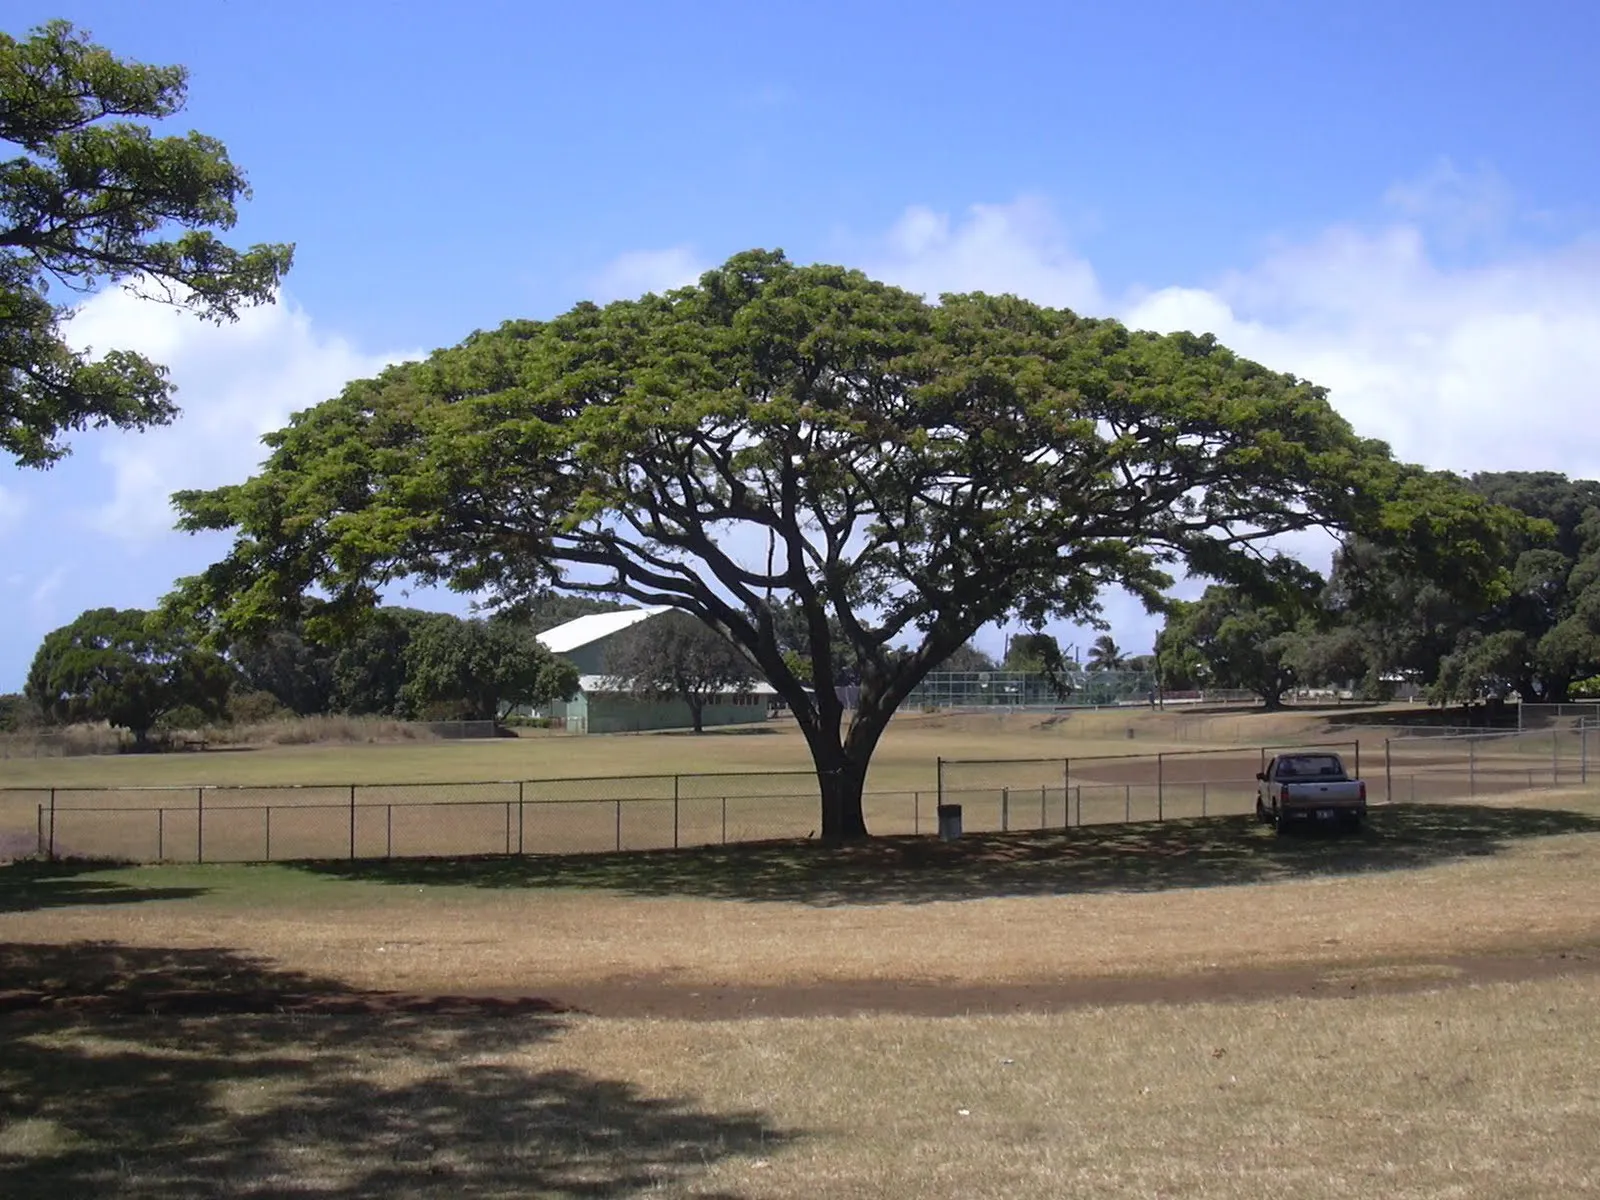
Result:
[169, 251, 1510, 839]
[2, 20, 293, 466]
[26, 607, 231, 745]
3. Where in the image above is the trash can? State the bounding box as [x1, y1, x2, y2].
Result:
[937, 803, 963, 841]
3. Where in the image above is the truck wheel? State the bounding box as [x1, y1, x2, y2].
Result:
[1255, 796, 1270, 825]
[1274, 812, 1294, 838]
[1342, 812, 1364, 834]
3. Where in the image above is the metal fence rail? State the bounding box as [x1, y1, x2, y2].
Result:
[6, 774, 939, 863]
[3, 725, 1593, 865]
[1381, 725, 1592, 803]
[936, 741, 1362, 823]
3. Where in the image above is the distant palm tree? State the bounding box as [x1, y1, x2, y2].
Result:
[1086, 634, 1127, 672]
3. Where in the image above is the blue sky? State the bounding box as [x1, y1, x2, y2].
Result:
[4, 0, 1600, 687]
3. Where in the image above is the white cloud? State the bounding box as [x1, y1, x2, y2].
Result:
[587, 246, 706, 304]
[860, 176, 1600, 652]
[1123, 227, 1600, 480]
[62, 288, 420, 544]
[867, 196, 1104, 312]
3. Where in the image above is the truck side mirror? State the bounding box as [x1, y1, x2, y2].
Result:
[1254, 772, 1266, 781]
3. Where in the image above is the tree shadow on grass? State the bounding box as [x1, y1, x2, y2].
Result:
[291, 802, 1600, 907]
[0, 942, 792, 1199]
[0, 860, 207, 913]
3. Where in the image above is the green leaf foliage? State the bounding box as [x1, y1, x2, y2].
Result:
[1, 20, 294, 466]
[401, 615, 578, 721]
[24, 607, 230, 744]
[1429, 473, 1600, 703]
[228, 625, 334, 715]
[1086, 634, 1127, 672]
[168, 251, 1487, 838]
[1158, 586, 1309, 708]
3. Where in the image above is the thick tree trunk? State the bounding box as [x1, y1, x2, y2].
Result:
[688, 696, 704, 733]
[818, 758, 870, 842]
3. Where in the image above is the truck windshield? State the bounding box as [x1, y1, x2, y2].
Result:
[1275, 755, 1345, 780]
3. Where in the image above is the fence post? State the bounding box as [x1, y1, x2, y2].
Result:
[936, 757, 945, 806]
[1157, 753, 1165, 822]
[386, 804, 393, 858]
[1001, 787, 1010, 832]
[1469, 738, 1476, 796]
[1201, 781, 1208, 817]
[518, 781, 525, 854]
[1075, 785, 1082, 828]
[1552, 731, 1560, 784]
[197, 787, 204, 864]
[1583, 721, 1590, 785]
[1040, 785, 1047, 829]
[36, 803, 43, 858]
[673, 775, 680, 850]
[263, 807, 270, 862]
[48, 787, 56, 860]
[721, 796, 727, 844]
[349, 784, 356, 860]
[1063, 759, 1071, 829]
[505, 802, 512, 855]
[1124, 784, 1131, 822]
[615, 799, 623, 852]
[1353, 741, 1361, 781]
[913, 790, 919, 835]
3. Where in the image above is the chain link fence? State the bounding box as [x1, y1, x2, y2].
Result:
[1517, 702, 1600, 731]
[1380, 725, 1593, 803]
[1, 771, 945, 864]
[936, 742, 1363, 831]
[5, 724, 1592, 864]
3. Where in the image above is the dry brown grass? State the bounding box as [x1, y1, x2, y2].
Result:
[3, 979, 1594, 1198]
[9, 796, 1598, 995]
[2, 775, 1597, 1197]
[0, 725, 126, 759]
[204, 714, 445, 747]
[0, 706, 1346, 791]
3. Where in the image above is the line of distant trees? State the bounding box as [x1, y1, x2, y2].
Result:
[4, 595, 627, 747]
[1153, 472, 1600, 709]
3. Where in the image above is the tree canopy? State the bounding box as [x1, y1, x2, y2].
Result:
[1158, 586, 1306, 708]
[601, 610, 757, 733]
[401, 614, 577, 721]
[25, 607, 230, 744]
[1, 20, 293, 466]
[169, 250, 1510, 839]
[1086, 634, 1127, 672]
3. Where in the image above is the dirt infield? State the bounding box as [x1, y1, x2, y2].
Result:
[3, 946, 1594, 1021]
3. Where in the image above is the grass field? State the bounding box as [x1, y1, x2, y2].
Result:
[3, 708, 1597, 1196]
[0, 706, 1370, 791]
[3, 786, 1599, 1196]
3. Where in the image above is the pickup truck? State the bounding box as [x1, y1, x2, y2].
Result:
[1255, 752, 1367, 834]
